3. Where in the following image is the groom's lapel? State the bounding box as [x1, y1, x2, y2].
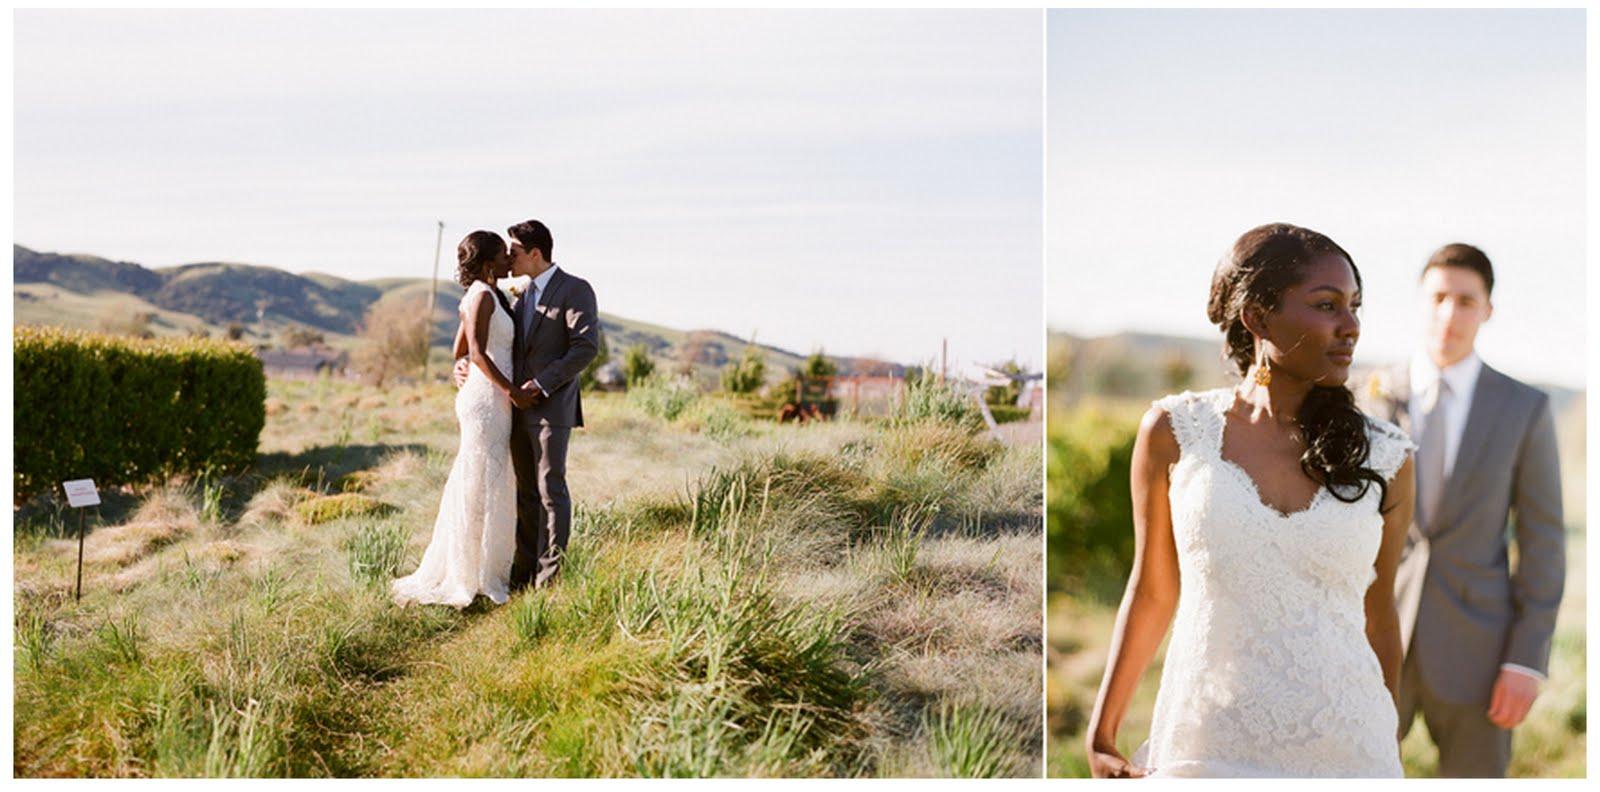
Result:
[1437, 365, 1506, 527]
[529, 269, 567, 338]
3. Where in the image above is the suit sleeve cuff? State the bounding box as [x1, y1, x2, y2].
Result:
[533, 378, 548, 397]
[1501, 663, 1547, 683]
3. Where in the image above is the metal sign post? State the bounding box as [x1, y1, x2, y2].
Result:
[423, 220, 444, 381]
[62, 479, 101, 602]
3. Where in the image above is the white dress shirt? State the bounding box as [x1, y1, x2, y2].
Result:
[1409, 349, 1543, 684]
[525, 264, 558, 311]
[1408, 349, 1481, 479]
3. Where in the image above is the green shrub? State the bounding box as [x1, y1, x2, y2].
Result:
[684, 400, 752, 442]
[14, 325, 266, 504]
[1046, 404, 1139, 601]
[720, 346, 766, 395]
[800, 350, 837, 379]
[895, 372, 984, 431]
[989, 404, 1031, 425]
[982, 359, 1026, 408]
[628, 375, 699, 421]
[623, 344, 656, 386]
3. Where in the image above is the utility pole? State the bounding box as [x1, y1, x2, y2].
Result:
[423, 220, 444, 381]
[940, 337, 948, 383]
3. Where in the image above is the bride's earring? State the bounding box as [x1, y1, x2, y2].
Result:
[1253, 341, 1272, 387]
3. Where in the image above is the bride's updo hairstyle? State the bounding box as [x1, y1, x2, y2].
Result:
[1207, 222, 1388, 510]
[455, 230, 506, 288]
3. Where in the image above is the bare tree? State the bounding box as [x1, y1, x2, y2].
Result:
[100, 311, 155, 339]
[353, 296, 430, 387]
[675, 330, 719, 377]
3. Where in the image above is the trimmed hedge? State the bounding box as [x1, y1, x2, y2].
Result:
[14, 326, 267, 504]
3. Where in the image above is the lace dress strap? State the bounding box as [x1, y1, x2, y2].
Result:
[1364, 415, 1417, 482]
[459, 279, 484, 311]
[1151, 389, 1226, 460]
[460, 279, 512, 318]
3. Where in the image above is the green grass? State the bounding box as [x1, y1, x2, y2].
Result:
[344, 521, 408, 587]
[926, 700, 1025, 778]
[15, 377, 1043, 777]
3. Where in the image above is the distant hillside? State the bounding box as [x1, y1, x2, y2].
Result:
[12, 245, 900, 378]
[1049, 328, 1587, 524]
[1049, 328, 1583, 415]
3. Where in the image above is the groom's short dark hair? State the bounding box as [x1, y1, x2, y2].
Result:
[507, 219, 554, 261]
[1422, 243, 1494, 297]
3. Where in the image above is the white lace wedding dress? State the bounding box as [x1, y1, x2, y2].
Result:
[391, 280, 517, 608]
[1133, 388, 1413, 777]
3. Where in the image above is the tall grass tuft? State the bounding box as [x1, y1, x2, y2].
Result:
[688, 465, 770, 540]
[511, 594, 552, 647]
[203, 698, 279, 777]
[626, 546, 870, 776]
[17, 609, 52, 672]
[877, 504, 935, 585]
[199, 477, 228, 527]
[344, 521, 407, 586]
[97, 616, 145, 666]
[925, 700, 1018, 778]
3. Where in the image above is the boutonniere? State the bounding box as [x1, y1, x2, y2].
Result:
[506, 279, 528, 304]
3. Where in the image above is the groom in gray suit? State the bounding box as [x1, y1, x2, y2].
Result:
[455, 219, 600, 591]
[1372, 243, 1565, 777]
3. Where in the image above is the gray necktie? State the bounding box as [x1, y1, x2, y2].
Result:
[520, 283, 538, 339]
[1415, 378, 1451, 533]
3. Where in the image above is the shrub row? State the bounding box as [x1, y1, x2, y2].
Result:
[14, 325, 266, 503]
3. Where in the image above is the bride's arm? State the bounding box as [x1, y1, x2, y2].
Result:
[463, 290, 515, 396]
[1366, 456, 1414, 708]
[1085, 406, 1182, 779]
[452, 319, 468, 362]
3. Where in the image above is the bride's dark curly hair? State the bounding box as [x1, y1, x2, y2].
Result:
[1207, 222, 1388, 509]
[455, 230, 506, 288]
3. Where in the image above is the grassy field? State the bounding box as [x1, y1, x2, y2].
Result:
[1045, 395, 1588, 778]
[14, 377, 1043, 777]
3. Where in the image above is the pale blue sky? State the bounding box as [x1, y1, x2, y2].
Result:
[15, 9, 1043, 370]
[1048, 9, 1585, 388]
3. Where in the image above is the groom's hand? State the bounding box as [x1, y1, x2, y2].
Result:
[509, 382, 536, 409]
[1487, 668, 1540, 729]
[452, 358, 470, 388]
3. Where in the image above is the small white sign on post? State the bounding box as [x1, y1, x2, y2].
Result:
[62, 479, 101, 602]
[63, 479, 101, 508]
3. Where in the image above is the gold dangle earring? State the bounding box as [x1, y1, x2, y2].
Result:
[1253, 340, 1272, 387]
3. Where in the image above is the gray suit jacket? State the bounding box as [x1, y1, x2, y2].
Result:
[512, 268, 600, 428]
[1374, 361, 1564, 706]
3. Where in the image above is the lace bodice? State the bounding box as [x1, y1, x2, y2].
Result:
[1137, 387, 1414, 777]
[458, 280, 515, 396]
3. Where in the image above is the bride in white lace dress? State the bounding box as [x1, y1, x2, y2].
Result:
[1087, 224, 1417, 778]
[392, 231, 521, 608]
